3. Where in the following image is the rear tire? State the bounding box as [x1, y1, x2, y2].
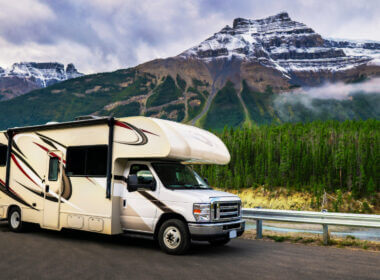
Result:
[209, 237, 230, 246]
[158, 219, 190, 255]
[8, 207, 24, 233]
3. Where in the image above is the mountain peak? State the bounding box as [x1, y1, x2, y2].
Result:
[1, 62, 83, 82]
[0, 62, 84, 100]
[180, 12, 380, 75]
[232, 12, 290, 28]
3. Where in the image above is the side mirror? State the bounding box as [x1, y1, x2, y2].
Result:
[127, 174, 139, 192]
[150, 180, 157, 191]
[204, 177, 209, 185]
[127, 174, 157, 192]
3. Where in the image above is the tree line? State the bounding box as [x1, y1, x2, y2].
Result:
[196, 120, 379, 199]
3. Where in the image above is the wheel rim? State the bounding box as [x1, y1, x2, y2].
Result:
[163, 226, 181, 249]
[11, 211, 20, 229]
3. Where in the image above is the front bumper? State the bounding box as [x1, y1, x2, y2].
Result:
[188, 219, 245, 241]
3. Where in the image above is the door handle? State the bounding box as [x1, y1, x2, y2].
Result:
[45, 185, 50, 193]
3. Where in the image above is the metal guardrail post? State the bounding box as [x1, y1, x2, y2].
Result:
[256, 219, 263, 239]
[323, 224, 329, 245]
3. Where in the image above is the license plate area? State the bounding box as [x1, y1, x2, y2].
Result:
[229, 230, 237, 239]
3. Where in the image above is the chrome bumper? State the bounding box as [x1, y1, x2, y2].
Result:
[188, 220, 245, 237]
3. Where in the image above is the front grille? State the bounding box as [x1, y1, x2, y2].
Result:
[212, 201, 241, 222]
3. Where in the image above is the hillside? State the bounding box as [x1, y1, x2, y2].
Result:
[0, 12, 379, 130]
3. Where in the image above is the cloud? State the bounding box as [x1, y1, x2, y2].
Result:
[273, 78, 380, 120]
[291, 78, 380, 100]
[0, 0, 379, 73]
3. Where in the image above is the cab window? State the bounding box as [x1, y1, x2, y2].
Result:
[129, 164, 154, 185]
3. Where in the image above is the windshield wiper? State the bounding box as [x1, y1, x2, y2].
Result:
[167, 183, 211, 189]
[168, 183, 193, 188]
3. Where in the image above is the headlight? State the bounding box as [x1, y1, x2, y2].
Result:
[193, 203, 211, 222]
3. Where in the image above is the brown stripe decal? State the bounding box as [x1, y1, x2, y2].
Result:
[38, 135, 57, 149]
[137, 190, 173, 213]
[16, 181, 59, 203]
[0, 179, 37, 210]
[114, 175, 173, 213]
[11, 154, 39, 187]
[12, 150, 42, 180]
[36, 132, 67, 149]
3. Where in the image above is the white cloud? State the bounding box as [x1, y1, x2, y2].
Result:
[293, 78, 380, 100]
[0, 0, 379, 73]
[0, 0, 54, 26]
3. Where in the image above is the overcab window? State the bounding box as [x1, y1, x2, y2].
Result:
[66, 145, 108, 176]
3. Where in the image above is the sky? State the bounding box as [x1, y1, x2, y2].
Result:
[0, 0, 379, 73]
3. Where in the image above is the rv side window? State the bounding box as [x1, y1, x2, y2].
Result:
[0, 145, 7, 166]
[66, 145, 108, 176]
[48, 157, 60, 181]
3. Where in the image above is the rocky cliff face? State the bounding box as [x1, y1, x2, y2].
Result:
[0, 62, 83, 100]
[176, 12, 380, 85]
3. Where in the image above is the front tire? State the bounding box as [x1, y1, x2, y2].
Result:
[158, 219, 190, 255]
[8, 207, 24, 232]
[209, 237, 230, 246]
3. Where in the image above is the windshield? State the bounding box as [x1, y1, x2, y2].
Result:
[152, 163, 211, 189]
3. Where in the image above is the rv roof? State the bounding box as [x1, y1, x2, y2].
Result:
[3, 116, 230, 165]
[5, 117, 112, 133]
[117, 117, 230, 165]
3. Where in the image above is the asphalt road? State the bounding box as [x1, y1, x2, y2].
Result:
[0, 221, 379, 280]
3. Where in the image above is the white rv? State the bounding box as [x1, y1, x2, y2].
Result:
[0, 116, 245, 254]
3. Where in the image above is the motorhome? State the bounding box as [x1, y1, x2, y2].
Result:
[0, 116, 245, 254]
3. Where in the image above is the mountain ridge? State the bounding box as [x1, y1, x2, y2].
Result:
[0, 12, 378, 130]
[0, 62, 83, 100]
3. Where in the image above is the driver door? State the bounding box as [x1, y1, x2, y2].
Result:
[120, 163, 158, 233]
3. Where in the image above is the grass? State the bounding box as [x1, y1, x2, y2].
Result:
[203, 81, 245, 130]
[240, 80, 277, 125]
[161, 103, 185, 122]
[176, 74, 186, 91]
[100, 102, 141, 117]
[187, 91, 205, 121]
[224, 187, 379, 214]
[241, 230, 380, 251]
[146, 76, 182, 108]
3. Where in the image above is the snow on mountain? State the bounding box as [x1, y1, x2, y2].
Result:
[0, 62, 83, 87]
[180, 12, 380, 76]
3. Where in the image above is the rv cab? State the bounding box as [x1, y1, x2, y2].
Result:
[0, 116, 244, 255]
[118, 160, 244, 253]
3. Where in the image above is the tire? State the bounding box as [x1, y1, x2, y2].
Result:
[209, 237, 230, 246]
[158, 219, 190, 255]
[8, 207, 24, 232]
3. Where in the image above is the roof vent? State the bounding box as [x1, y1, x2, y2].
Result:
[75, 115, 101, 121]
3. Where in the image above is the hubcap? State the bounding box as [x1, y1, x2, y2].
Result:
[163, 226, 181, 249]
[11, 211, 20, 229]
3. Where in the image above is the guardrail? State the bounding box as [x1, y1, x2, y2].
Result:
[242, 208, 380, 244]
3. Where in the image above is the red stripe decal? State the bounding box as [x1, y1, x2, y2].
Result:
[0, 179, 29, 203]
[115, 120, 132, 130]
[34, 142, 49, 152]
[115, 120, 158, 137]
[141, 129, 159, 137]
[34, 142, 66, 164]
[11, 154, 39, 187]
